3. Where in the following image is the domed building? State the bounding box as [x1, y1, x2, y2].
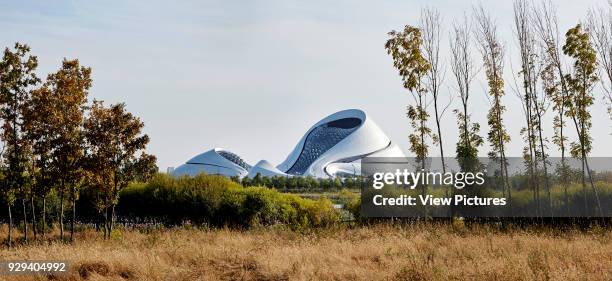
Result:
[172, 148, 251, 178]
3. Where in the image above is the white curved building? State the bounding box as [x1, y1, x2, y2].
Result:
[172, 148, 251, 178]
[275, 109, 404, 178]
[246, 160, 288, 178]
[173, 109, 405, 178]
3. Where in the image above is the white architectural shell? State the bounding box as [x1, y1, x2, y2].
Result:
[275, 109, 405, 178]
[173, 109, 405, 179]
[246, 160, 288, 178]
[172, 148, 250, 178]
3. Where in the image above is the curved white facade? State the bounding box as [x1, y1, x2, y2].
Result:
[276, 109, 405, 178]
[247, 160, 288, 178]
[172, 148, 251, 178]
[173, 109, 405, 179]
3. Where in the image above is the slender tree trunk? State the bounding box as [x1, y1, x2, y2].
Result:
[418, 95, 427, 218]
[70, 186, 76, 242]
[433, 95, 450, 221]
[31, 195, 36, 241]
[7, 204, 12, 248]
[571, 102, 603, 217]
[59, 188, 64, 241]
[22, 198, 28, 244]
[559, 109, 569, 216]
[583, 154, 603, 217]
[42, 196, 46, 240]
[463, 104, 469, 151]
[554, 54, 571, 217]
[494, 94, 512, 210]
[524, 98, 538, 210]
[110, 204, 116, 237]
[536, 113, 552, 216]
[103, 206, 109, 239]
[581, 153, 587, 215]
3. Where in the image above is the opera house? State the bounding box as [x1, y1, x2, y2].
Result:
[172, 109, 405, 178]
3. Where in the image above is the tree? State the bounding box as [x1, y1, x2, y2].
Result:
[562, 24, 603, 216]
[450, 14, 483, 171]
[513, 0, 551, 216]
[43, 59, 91, 241]
[533, 0, 571, 215]
[84, 101, 156, 239]
[385, 25, 432, 212]
[0, 43, 40, 247]
[23, 86, 56, 240]
[385, 25, 432, 172]
[420, 8, 449, 176]
[587, 7, 612, 122]
[473, 7, 512, 204]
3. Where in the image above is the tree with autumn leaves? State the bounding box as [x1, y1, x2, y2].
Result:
[1, 43, 156, 247]
[84, 101, 156, 240]
[0, 43, 39, 248]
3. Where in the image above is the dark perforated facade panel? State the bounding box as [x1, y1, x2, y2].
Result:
[286, 118, 361, 175]
[218, 150, 251, 170]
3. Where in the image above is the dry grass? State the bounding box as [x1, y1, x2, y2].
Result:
[0, 223, 610, 281]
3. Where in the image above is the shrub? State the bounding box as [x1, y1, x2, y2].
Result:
[117, 173, 340, 229]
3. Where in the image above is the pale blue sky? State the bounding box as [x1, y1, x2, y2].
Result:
[1, 0, 610, 170]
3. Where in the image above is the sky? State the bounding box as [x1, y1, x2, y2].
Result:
[0, 0, 610, 171]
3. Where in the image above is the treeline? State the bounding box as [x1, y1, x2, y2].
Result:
[1, 173, 341, 232]
[230, 174, 365, 191]
[0, 43, 157, 248]
[385, 1, 612, 218]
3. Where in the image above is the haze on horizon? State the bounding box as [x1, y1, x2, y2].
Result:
[1, 0, 610, 171]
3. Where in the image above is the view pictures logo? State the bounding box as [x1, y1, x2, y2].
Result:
[372, 169, 486, 190]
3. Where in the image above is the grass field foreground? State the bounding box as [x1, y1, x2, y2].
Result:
[0, 223, 610, 281]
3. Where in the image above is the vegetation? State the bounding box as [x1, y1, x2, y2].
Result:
[1, 223, 610, 280]
[118, 174, 338, 229]
[0, 1, 610, 272]
[0, 43, 157, 247]
[383, 2, 612, 221]
[385, 24, 432, 172]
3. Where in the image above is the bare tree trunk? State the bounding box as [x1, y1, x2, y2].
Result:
[70, 186, 76, 242]
[59, 188, 64, 241]
[7, 204, 12, 248]
[536, 113, 552, 216]
[22, 198, 28, 244]
[572, 114, 603, 217]
[104, 206, 109, 239]
[110, 204, 116, 237]
[42, 196, 46, 240]
[31, 195, 36, 241]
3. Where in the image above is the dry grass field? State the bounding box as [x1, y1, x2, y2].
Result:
[0, 223, 610, 281]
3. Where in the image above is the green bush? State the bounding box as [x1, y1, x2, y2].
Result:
[117, 173, 340, 229]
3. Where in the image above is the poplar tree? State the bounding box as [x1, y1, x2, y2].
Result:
[385, 25, 432, 171]
[513, 0, 550, 215]
[533, 1, 571, 214]
[473, 7, 512, 203]
[450, 15, 483, 171]
[587, 7, 612, 122]
[0, 43, 39, 247]
[420, 8, 448, 175]
[562, 24, 603, 216]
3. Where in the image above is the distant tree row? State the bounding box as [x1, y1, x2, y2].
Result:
[230, 174, 366, 191]
[0, 43, 157, 247]
[385, 1, 612, 218]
